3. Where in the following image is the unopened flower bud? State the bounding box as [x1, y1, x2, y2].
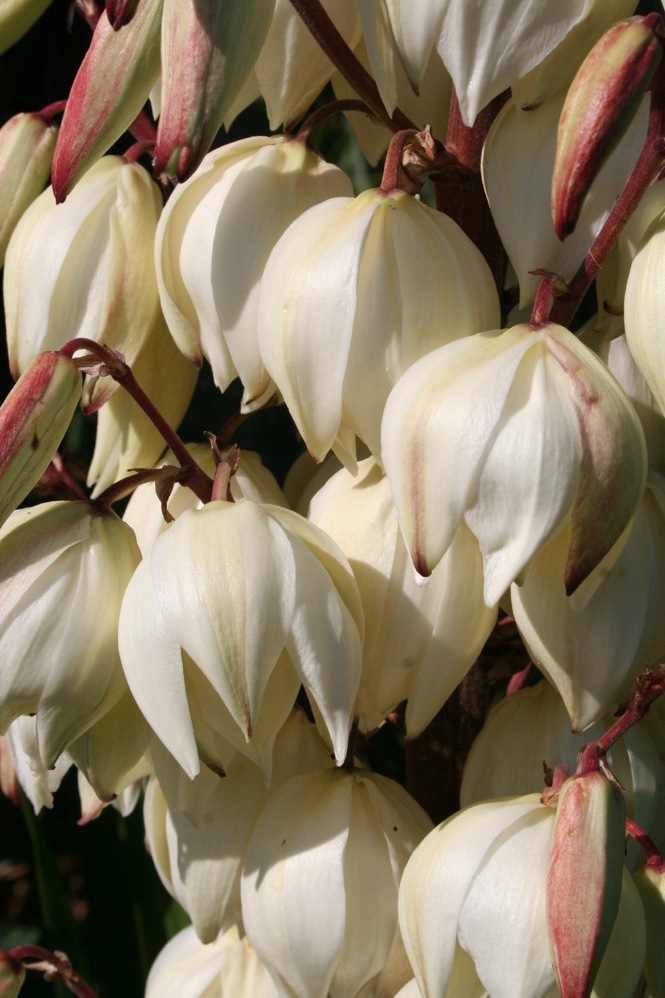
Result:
[0, 351, 81, 529]
[51, 1, 162, 199]
[154, 0, 275, 180]
[552, 15, 662, 240]
[547, 767, 626, 997]
[0, 112, 57, 266]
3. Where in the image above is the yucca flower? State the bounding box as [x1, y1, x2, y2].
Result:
[381, 320, 646, 607]
[258, 185, 500, 466]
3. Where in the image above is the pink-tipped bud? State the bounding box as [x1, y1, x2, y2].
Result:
[546, 766, 625, 997]
[51, 0, 162, 200]
[153, 0, 274, 180]
[552, 14, 662, 240]
[0, 351, 81, 527]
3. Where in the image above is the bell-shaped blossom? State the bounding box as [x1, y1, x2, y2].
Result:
[258, 186, 500, 466]
[398, 793, 646, 998]
[154, 0, 275, 180]
[308, 458, 496, 734]
[144, 708, 332, 942]
[119, 499, 364, 777]
[156, 135, 352, 408]
[0, 350, 81, 529]
[381, 321, 647, 607]
[145, 924, 279, 998]
[0, 0, 53, 55]
[434, 0, 610, 126]
[624, 205, 665, 416]
[0, 112, 57, 265]
[510, 473, 665, 729]
[4, 156, 162, 409]
[482, 91, 648, 307]
[123, 444, 287, 556]
[86, 314, 198, 495]
[241, 767, 432, 998]
[461, 682, 662, 863]
[51, 1, 163, 199]
[0, 500, 141, 767]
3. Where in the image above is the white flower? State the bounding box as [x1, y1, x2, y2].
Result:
[118, 499, 363, 777]
[482, 91, 648, 308]
[155, 135, 352, 408]
[399, 793, 645, 998]
[381, 321, 646, 607]
[145, 924, 279, 998]
[241, 767, 432, 998]
[4, 156, 162, 408]
[0, 501, 141, 767]
[308, 458, 496, 735]
[258, 186, 500, 466]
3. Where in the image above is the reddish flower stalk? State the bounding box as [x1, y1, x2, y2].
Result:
[8, 944, 97, 998]
[60, 338, 213, 504]
[295, 98, 375, 143]
[595, 668, 665, 756]
[288, 0, 415, 132]
[626, 817, 662, 864]
[36, 100, 68, 123]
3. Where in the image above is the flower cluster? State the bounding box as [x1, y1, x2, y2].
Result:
[0, 2, 665, 996]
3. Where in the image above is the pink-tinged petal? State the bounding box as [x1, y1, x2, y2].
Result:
[154, 0, 275, 180]
[542, 327, 647, 594]
[547, 770, 625, 998]
[381, 328, 535, 580]
[51, 1, 163, 200]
